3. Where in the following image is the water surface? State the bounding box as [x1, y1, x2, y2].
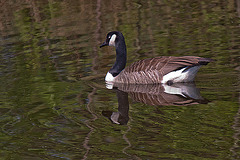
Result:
[0, 0, 239, 159]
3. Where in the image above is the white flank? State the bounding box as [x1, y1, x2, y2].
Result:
[109, 34, 116, 46]
[161, 66, 201, 83]
[105, 72, 115, 82]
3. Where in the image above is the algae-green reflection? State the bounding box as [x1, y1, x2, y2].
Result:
[0, 0, 239, 159]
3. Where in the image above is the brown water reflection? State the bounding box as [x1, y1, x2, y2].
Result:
[103, 83, 208, 125]
[0, 0, 239, 159]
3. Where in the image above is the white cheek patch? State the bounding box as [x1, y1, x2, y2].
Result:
[109, 34, 116, 46]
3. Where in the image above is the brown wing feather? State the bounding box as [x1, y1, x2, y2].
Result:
[114, 56, 213, 84]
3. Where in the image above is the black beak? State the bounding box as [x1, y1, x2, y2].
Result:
[100, 41, 108, 48]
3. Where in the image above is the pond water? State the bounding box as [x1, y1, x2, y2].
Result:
[0, 0, 239, 159]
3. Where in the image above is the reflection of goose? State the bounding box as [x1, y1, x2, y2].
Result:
[112, 83, 208, 106]
[103, 83, 208, 125]
[100, 31, 213, 84]
[102, 89, 129, 125]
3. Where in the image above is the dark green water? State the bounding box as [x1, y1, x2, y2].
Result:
[0, 0, 239, 159]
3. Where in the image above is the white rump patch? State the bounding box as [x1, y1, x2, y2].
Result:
[105, 72, 115, 82]
[161, 66, 201, 83]
[109, 34, 116, 46]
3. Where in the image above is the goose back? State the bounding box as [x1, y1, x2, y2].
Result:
[114, 56, 213, 84]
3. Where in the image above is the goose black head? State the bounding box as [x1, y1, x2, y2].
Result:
[100, 31, 122, 48]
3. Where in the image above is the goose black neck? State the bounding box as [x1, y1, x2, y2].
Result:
[109, 37, 127, 77]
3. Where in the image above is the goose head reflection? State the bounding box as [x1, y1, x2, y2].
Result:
[102, 83, 209, 125]
[102, 89, 129, 125]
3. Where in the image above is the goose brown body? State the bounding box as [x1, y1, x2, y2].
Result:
[114, 56, 212, 84]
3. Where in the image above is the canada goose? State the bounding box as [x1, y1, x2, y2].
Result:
[100, 31, 213, 84]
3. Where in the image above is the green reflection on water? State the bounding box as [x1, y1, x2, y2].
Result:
[0, 0, 239, 159]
